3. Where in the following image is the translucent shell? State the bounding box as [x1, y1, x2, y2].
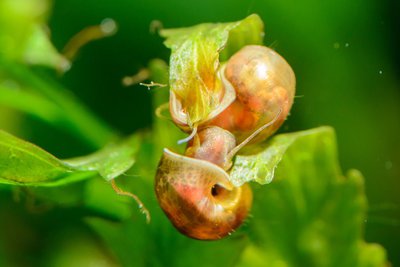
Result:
[155, 149, 252, 240]
[210, 45, 296, 143]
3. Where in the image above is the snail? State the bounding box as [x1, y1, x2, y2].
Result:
[155, 111, 281, 240]
[155, 45, 295, 240]
[169, 45, 296, 144]
[210, 45, 296, 143]
[155, 126, 249, 240]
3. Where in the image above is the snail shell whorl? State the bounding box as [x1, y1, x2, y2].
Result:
[211, 45, 296, 143]
[155, 149, 252, 240]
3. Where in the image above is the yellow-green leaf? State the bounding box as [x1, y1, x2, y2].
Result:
[0, 0, 68, 69]
[160, 14, 263, 127]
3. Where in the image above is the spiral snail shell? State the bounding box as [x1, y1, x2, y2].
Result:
[155, 147, 252, 240]
[155, 45, 295, 240]
[210, 45, 296, 143]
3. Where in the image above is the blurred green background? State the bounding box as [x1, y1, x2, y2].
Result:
[0, 0, 399, 266]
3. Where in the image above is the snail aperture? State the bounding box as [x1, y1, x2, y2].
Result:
[155, 45, 295, 240]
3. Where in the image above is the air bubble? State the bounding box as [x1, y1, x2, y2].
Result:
[100, 18, 118, 35]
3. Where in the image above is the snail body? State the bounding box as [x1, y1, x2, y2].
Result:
[156, 45, 295, 240]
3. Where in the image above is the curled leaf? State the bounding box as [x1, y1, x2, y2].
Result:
[160, 14, 264, 128]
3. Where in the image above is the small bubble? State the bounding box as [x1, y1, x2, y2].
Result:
[345, 43, 349, 47]
[378, 70, 383, 75]
[333, 42, 340, 49]
[100, 18, 118, 35]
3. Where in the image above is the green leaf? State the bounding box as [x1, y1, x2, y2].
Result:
[23, 24, 70, 70]
[160, 14, 263, 127]
[236, 128, 388, 267]
[0, 130, 140, 186]
[0, 0, 68, 69]
[230, 127, 339, 186]
[65, 134, 141, 182]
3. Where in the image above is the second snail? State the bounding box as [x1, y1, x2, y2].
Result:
[155, 43, 295, 239]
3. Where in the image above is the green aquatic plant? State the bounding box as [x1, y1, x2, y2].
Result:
[0, 6, 389, 266]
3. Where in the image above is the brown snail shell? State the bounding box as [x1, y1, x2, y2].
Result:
[210, 45, 296, 143]
[155, 149, 252, 240]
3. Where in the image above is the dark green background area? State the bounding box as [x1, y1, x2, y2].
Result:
[1, 0, 399, 265]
